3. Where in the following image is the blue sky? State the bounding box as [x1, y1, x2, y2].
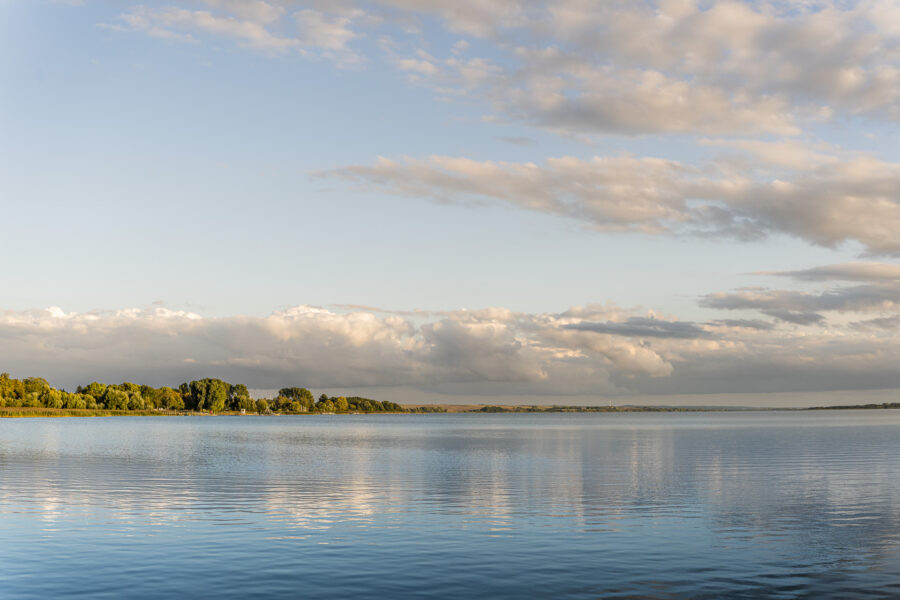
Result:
[2, 1, 900, 405]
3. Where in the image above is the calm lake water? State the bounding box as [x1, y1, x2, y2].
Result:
[2, 411, 900, 599]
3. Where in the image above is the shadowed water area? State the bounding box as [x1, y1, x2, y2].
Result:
[1, 411, 900, 598]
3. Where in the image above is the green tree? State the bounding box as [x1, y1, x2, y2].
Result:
[271, 395, 290, 412]
[187, 379, 229, 412]
[80, 394, 97, 409]
[1, 394, 22, 407]
[333, 396, 349, 412]
[104, 389, 128, 410]
[256, 399, 269, 414]
[41, 388, 62, 409]
[79, 382, 107, 402]
[139, 386, 159, 409]
[0, 373, 25, 400]
[24, 377, 50, 395]
[64, 394, 87, 409]
[168, 394, 185, 411]
[127, 392, 145, 411]
[120, 382, 141, 394]
[279, 387, 314, 411]
[228, 383, 251, 411]
[156, 387, 183, 410]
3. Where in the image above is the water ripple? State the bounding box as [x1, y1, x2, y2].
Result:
[1, 412, 900, 598]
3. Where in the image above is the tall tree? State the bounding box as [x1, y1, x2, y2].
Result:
[228, 383, 251, 410]
[279, 387, 314, 410]
[104, 389, 128, 410]
[188, 378, 229, 412]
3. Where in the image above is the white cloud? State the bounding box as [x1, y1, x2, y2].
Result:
[373, 0, 530, 37]
[701, 283, 900, 317]
[0, 304, 678, 394]
[318, 151, 900, 255]
[101, 6, 300, 52]
[200, 0, 285, 24]
[295, 9, 359, 51]
[759, 262, 900, 282]
[377, 0, 900, 135]
[98, 1, 900, 134]
[4, 294, 900, 399]
[100, 3, 367, 60]
[396, 57, 439, 76]
[699, 138, 843, 170]
[700, 262, 900, 329]
[491, 49, 801, 136]
[319, 154, 705, 235]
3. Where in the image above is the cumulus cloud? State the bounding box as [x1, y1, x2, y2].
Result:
[701, 261, 900, 327]
[374, 0, 529, 38]
[699, 138, 844, 170]
[759, 309, 826, 326]
[489, 50, 800, 136]
[381, 0, 900, 136]
[100, 6, 300, 52]
[319, 154, 698, 235]
[3, 299, 900, 399]
[7, 305, 900, 396]
[708, 319, 776, 331]
[565, 317, 711, 339]
[0, 305, 679, 394]
[850, 315, 900, 331]
[701, 283, 900, 316]
[99, 2, 366, 61]
[635, 338, 900, 395]
[200, 0, 284, 24]
[318, 152, 900, 255]
[760, 262, 900, 282]
[294, 9, 359, 51]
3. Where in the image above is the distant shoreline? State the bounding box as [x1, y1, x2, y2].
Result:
[5, 373, 898, 418]
[3, 403, 899, 418]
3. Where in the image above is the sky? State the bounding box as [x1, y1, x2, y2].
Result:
[2, 0, 900, 406]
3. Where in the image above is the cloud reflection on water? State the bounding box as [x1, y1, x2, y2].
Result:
[1, 414, 900, 598]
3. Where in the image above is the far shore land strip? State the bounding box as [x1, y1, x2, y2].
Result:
[1, 372, 896, 418]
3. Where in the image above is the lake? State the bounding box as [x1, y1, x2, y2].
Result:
[1, 411, 900, 598]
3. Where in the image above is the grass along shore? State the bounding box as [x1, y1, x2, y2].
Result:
[0, 407, 194, 418]
[0, 406, 420, 418]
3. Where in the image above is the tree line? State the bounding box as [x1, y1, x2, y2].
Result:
[0, 373, 444, 414]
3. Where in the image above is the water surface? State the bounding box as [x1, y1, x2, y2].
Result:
[2, 411, 900, 598]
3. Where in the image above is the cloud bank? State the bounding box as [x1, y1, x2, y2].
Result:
[3, 269, 900, 400]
